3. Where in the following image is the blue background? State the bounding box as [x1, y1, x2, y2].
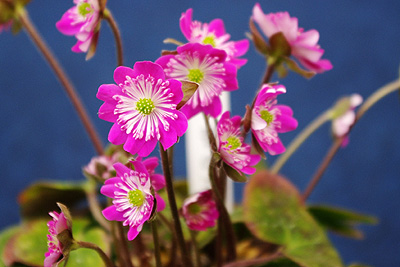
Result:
[1, 0, 400, 266]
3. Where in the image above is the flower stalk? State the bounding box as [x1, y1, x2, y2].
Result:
[150, 221, 162, 267]
[76, 241, 115, 267]
[103, 8, 123, 66]
[18, 9, 104, 155]
[159, 143, 193, 267]
[301, 79, 400, 202]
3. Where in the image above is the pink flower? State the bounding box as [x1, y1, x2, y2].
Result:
[135, 156, 166, 212]
[180, 8, 249, 68]
[251, 84, 298, 155]
[181, 190, 219, 231]
[0, 21, 11, 33]
[252, 3, 332, 73]
[56, 0, 100, 53]
[156, 43, 238, 119]
[332, 94, 362, 147]
[101, 161, 154, 241]
[97, 61, 188, 157]
[44, 211, 71, 267]
[217, 111, 261, 175]
[84, 153, 122, 180]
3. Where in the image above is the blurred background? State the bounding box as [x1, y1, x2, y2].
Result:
[1, 0, 400, 265]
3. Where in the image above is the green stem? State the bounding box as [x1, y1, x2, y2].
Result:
[159, 144, 193, 267]
[261, 63, 275, 85]
[189, 230, 201, 267]
[18, 9, 104, 155]
[76, 241, 115, 267]
[270, 109, 332, 174]
[151, 221, 162, 267]
[85, 181, 110, 231]
[301, 79, 400, 202]
[103, 9, 124, 67]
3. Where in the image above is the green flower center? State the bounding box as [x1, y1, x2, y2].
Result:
[187, 69, 204, 83]
[226, 136, 242, 150]
[78, 3, 92, 17]
[188, 203, 202, 214]
[136, 98, 155, 115]
[128, 189, 145, 207]
[203, 35, 216, 47]
[260, 110, 274, 125]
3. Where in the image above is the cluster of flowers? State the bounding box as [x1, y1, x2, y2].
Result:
[41, 1, 365, 266]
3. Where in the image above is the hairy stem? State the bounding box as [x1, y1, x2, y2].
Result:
[159, 144, 193, 267]
[301, 79, 400, 202]
[271, 109, 332, 174]
[85, 181, 110, 231]
[18, 10, 104, 155]
[103, 9, 124, 66]
[77, 241, 115, 267]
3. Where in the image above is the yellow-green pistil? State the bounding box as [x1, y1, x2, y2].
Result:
[226, 136, 242, 150]
[260, 110, 274, 125]
[136, 98, 155, 115]
[78, 3, 92, 17]
[187, 69, 204, 83]
[203, 35, 216, 47]
[128, 189, 145, 207]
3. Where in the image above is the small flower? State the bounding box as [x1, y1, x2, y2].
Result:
[84, 153, 121, 180]
[252, 3, 332, 73]
[56, 0, 100, 53]
[44, 207, 72, 267]
[135, 156, 166, 211]
[217, 111, 261, 175]
[97, 61, 188, 157]
[156, 43, 238, 119]
[332, 94, 362, 147]
[0, 21, 11, 33]
[181, 190, 219, 231]
[251, 84, 298, 155]
[180, 8, 249, 68]
[101, 161, 154, 241]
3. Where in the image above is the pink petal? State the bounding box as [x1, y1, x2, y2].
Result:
[159, 126, 178, 150]
[113, 162, 131, 177]
[114, 66, 136, 86]
[166, 79, 183, 104]
[252, 3, 277, 38]
[275, 105, 294, 116]
[102, 205, 125, 222]
[132, 61, 165, 81]
[44, 251, 62, 267]
[296, 29, 320, 46]
[123, 136, 145, 156]
[156, 194, 166, 212]
[266, 138, 286, 155]
[108, 123, 127, 145]
[277, 114, 298, 133]
[208, 19, 226, 37]
[56, 8, 83, 35]
[137, 138, 158, 157]
[232, 39, 250, 57]
[151, 174, 166, 191]
[96, 84, 122, 102]
[180, 8, 193, 40]
[100, 184, 117, 198]
[127, 225, 141, 240]
[131, 161, 149, 176]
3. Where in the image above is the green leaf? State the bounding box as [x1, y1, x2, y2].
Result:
[282, 57, 316, 79]
[5, 219, 109, 267]
[223, 162, 248, 182]
[18, 181, 86, 220]
[177, 81, 199, 110]
[243, 171, 343, 267]
[260, 258, 302, 267]
[0, 225, 20, 267]
[308, 205, 378, 239]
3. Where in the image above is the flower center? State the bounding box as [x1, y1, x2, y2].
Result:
[188, 203, 202, 215]
[187, 69, 204, 83]
[226, 136, 242, 150]
[203, 35, 216, 47]
[260, 110, 274, 125]
[136, 98, 155, 115]
[128, 189, 145, 207]
[78, 2, 92, 17]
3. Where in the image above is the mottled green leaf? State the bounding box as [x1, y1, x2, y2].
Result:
[308, 205, 377, 239]
[243, 171, 343, 267]
[18, 181, 86, 220]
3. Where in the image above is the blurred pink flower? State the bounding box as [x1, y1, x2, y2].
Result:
[217, 111, 261, 175]
[97, 61, 188, 157]
[332, 94, 362, 147]
[180, 8, 249, 68]
[181, 190, 218, 231]
[44, 211, 71, 267]
[0, 21, 11, 33]
[101, 161, 154, 241]
[251, 84, 298, 155]
[252, 3, 332, 73]
[156, 43, 238, 119]
[56, 0, 100, 53]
